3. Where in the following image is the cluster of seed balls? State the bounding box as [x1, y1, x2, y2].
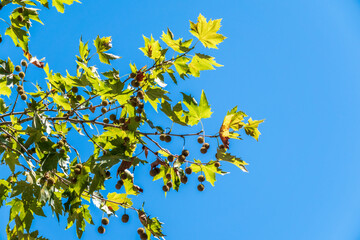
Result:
[14, 60, 28, 101]
[98, 217, 148, 239]
[150, 136, 221, 192]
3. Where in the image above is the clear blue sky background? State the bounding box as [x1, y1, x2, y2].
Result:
[1, 0, 360, 239]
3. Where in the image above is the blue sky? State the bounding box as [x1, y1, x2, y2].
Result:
[2, 0, 360, 239]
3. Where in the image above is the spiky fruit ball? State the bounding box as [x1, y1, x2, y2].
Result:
[71, 177, 77, 184]
[178, 154, 186, 163]
[129, 72, 136, 78]
[149, 168, 158, 177]
[103, 118, 109, 124]
[181, 175, 188, 184]
[40, 136, 48, 142]
[137, 228, 145, 235]
[57, 140, 64, 148]
[140, 233, 148, 240]
[117, 180, 124, 185]
[165, 173, 172, 180]
[75, 163, 83, 169]
[76, 95, 82, 101]
[101, 107, 107, 114]
[165, 135, 172, 143]
[121, 214, 129, 223]
[137, 91, 144, 99]
[98, 226, 105, 234]
[15, 65, 21, 72]
[162, 185, 169, 192]
[18, 89, 24, 95]
[74, 168, 81, 175]
[131, 80, 140, 88]
[203, 143, 210, 149]
[138, 102, 144, 109]
[121, 124, 128, 131]
[197, 183, 205, 192]
[110, 114, 116, 121]
[185, 167, 192, 175]
[47, 177, 55, 186]
[19, 72, 25, 79]
[102, 100, 109, 106]
[136, 108, 143, 114]
[166, 181, 173, 188]
[72, 86, 78, 93]
[159, 134, 166, 141]
[167, 155, 174, 162]
[17, 15, 24, 22]
[105, 171, 111, 178]
[182, 149, 189, 157]
[20, 94, 27, 100]
[219, 145, 226, 150]
[135, 116, 141, 122]
[120, 173, 128, 180]
[198, 175, 205, 182]
[115, 183, 122, 190]
[214, 161, 221, 168]
[119, 117, 126, 124]
[17, 85, 23, 91]
[59, 148, 65, 155]
[21, 60, 27, 67]
[200, 147, 207, 154]
[124, 137, 130, 143]
[101, 217, 109, 225]
[197, 136, 204, 144]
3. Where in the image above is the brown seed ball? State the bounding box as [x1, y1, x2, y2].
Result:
[101, 107, 107, 114]
[57, 140, 64, 148]
[131, 80, 140, 88]
[21, 60, 27, 67]
[137, 91, 144, 99]
[40, 136, 48, 142]
[119, 117, 126, 123]
[185, 167, 192, 175]
[129, 72, 136, 78]
[15, 65, 21, 72]
[103, 118, 109, 124]
[110, 114, 116, 121]
[71, 177, 77, 184]
[105, 171, 111, 178]
[140, 233, 148, 240]
[102, 100, 109, 106]
[219, 145, 225, 150]
[124, 137, 130, 143]
[203, 143, 210, 149]
[117, 180, 124, 185]
[17, 85, 23, 91]
[137, 228, 145, 235]
[17, 15, 24, 22]
[97, 226, 105, 234]
[121, 214, 129, 223]
[59, 148, 65, 155]
[166, 181, 173, 188]
[114, 119, 120, 124]
[167, 155, 174, 162]
[159, 134, 166, 141]
[214, 161, 221, 168]
[162, 185, 169, 192]
[165, 173, 172, 180]
[115, 183, 122, 190]
[19, 72, 25, 79]
[120, 173, 127, 180]
[20, 94, 27, 100]
[18, 89, 24, 95]
[135, 116, 141, 122]
[74, 167, 81, 175]
[138, 102, 144, 109]
[197, 136, 204, 144]
[182, 149, 189, 157]
[136, 108, 143, 114]
[164, 135, 172, 143]
[197, 183, 205, 192]
[76, 95, 82, 101]
[198, 175, 205, 182]
[101, 217, 109, 225]
[75, 163, 83, 169]
[0, 36, 2, 43]
[149, 168, 158, 177]
[72, 87, 78, 93]
[47, 177, 55, 186]
[200, 147, 207, 154]
[44, 172, 50, 179]
[18, 7, 24, 13]
[178, 155, 186, 163]
[181, 175, 188, 184]
[121, 124, 128, 131]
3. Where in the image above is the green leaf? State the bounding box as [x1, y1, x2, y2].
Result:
[5, 26, 29, 52]
[216, 149, 248, 173]
[189, 14, 226, 49]
[139, 35, 165, 60]
[189, 53, 222, 77]
[190, 160, 227, 186]
[106, 192, 133, 211]
[52, 0, 80, 13]
[181, 90, 212, 125]
[244, 118, 264, 141]
[161, 29, 193, 53]
[0, 80, 11, 96]
[52, 94, 71, 110]
[94, 36, 121, 64]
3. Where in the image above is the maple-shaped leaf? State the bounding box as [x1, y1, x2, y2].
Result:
[244, 118, 264, 141]
[189, 14, 226, 49]
[190, 160, 227, 186]
[140, 35, 165, 60]
[161, 29, 193, 53]
[181, 90, 212, 126]
[189, 53, 222, 77]
[52, 0, 81, 13]
[106, 192, 133, 212]
[216, 149, 249, 173]
[94, 36, 121, 64]
[219, 106, 247, 148]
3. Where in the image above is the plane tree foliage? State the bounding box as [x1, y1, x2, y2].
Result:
[0, 1, 263, 239]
